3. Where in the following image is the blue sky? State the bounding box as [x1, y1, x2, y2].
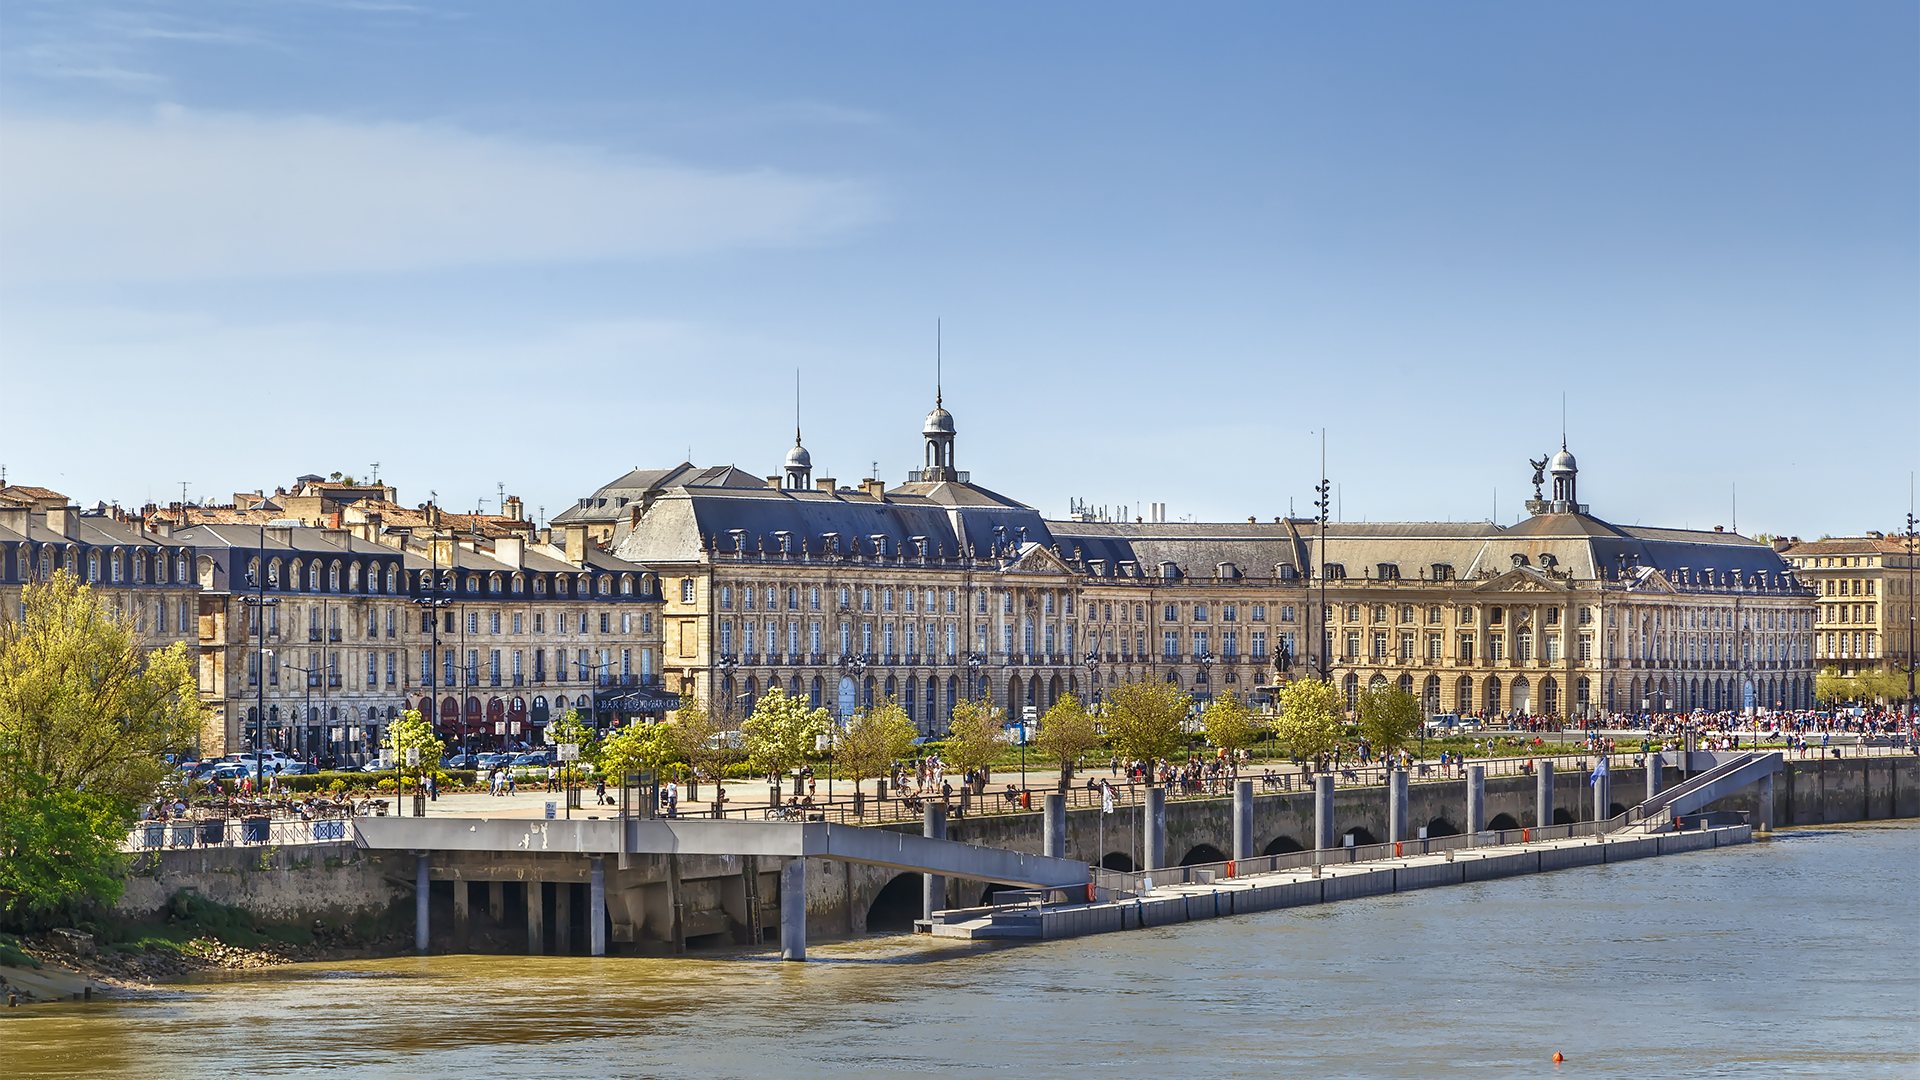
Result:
[1, 2, 1913, 537]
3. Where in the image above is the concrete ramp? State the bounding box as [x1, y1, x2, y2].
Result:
[1631, 752, 1781, 826]
[351, 816, 1088, 888]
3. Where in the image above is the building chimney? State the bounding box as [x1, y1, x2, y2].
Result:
[816, 477, 837, 492]
[767, 476, 782, 490]
[495, 535, 524, 567]
[504, 495, 524, 521]
[862, 479, 886, 500]
[47, 506, 78, 538]
[564, 524, 589, 566]
[0, 506, 27, 536]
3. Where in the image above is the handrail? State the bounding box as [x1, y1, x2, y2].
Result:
[1628, 753, 1756, 824]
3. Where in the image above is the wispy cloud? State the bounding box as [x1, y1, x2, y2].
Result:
[0, 107, 884, 283]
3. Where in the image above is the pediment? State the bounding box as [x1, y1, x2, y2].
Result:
[1625, 567, 1678, 594]
[1473, 566, 1569, 593]
[1005, 542, 1076, 576]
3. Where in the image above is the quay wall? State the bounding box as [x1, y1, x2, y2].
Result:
[113, 755, 1914, 953]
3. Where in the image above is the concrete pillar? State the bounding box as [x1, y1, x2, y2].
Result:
[415, 853, 429, 954]
[555, 882, 572, 955]
[1232, 780, 1254, 861]
[1314, 774, 1335, 859]
[780, 858, 807, 962]
[1757, 771, 1775, 832]
[1466, 765, 1486, 835]
[1388, 770, 1409, 844]
[589, 857, 606, 957]
[526, 881, 544, 955]
[923, 802, 947, 919]
[1536, 760, 1555, 829]
[1595, 765, 1612, 825]
[452, 877, 470, 952]
[488, 881, 505, 923]
[1143, 786, 1167, 871]
[1646, 751, 1663, 800]
[666, 854, 685, 954]
[1043, 793, 1066, 860]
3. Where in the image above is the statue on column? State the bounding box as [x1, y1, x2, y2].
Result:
[1528, 455, 1548, 500]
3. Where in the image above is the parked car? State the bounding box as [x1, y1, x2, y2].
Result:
[1423, 714, 1461, 734]
[444, 753, 478, 770]
[278, 762, 315, 776]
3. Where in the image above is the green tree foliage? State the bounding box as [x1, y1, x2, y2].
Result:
[835, 700, 916, 796]
[943, 698, 1009, 779]
[545, 709, 598, 765]
[597, 720, 683, 781]
[0, 572, 204, 804]
[1274, 678, 1344, 761]
[0, 573, 205, 928]
[1199, 693, 1263, 773]
[381, 709, 444, 790]
[1356, 684, 1423, 756]
[1102, 681, 1192, 772]
[1814, 667, 1861, 706]
[741, 686, 829, 779]
[667, 694, 735, 781]
[1033, 696, 1104, 791]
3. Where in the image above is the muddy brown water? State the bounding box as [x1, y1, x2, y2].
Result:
[9, 822, 1917, 1079]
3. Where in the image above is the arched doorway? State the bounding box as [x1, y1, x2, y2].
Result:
[1179, 844, 1227, 866]
[1424, 817, 1459, 838]
[1511, 677, 1531, 716]
[1262, 836, 1304, 855]
[1100, 852, 1137, 871]
[865, 873, 922, 933]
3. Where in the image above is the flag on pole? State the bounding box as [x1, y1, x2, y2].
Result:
[1101, 783, 1114, 814]
[1590, 755, 1609, 786]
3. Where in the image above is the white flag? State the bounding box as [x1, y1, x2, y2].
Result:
[1101, 785, 1114, 814]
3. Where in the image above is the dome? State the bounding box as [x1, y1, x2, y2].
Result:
[923, 407, 955, 436]
[1549, 448, 1577, 473]
[785, 443, 811, 468]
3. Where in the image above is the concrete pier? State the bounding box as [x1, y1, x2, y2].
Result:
[526, 880, 543, 955]
[1388, 770, 1409, 843]
[488, 881, 504, 923]
[1144, 787, 1167, 871]
[415, 854, 429, 954]
[589, 857, 606, 957]
[1757, 772, 1775, 832]
[1314, 774, 1334, 860]
[923, 802, 947, 920]
[1467, 765, 1486, 834]
[1043, 794, 1066, 860]
[1537, 761, 1555, 828]
[452, 877, 470, 951]
[555, 882, 572, 955]
[780, 858, 807, 961]
[1232, 780, 1254, 861]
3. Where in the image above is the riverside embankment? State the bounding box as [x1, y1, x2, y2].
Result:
[105, 751, 1915, 954]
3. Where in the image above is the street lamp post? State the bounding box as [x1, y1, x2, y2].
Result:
[241, 526, 280, 795]
[967, 652, 984, 702]
[282, 655, 335, 769]
[1314, 435, 1332, 684]
[1906, 507, 1916, 727]
[411, 519, 455, 753]
[1084, 650, 1099, 706]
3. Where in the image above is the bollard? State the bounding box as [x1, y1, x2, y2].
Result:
[1466, 764, 1486, 841]
[1536, 760, 1555, 829]
[1043, 793, 1066, 860]
[779, 858, 807, 961]
[1314, 774, 1335, 864]
[923, 801, 947, 920]
[1388, 769, 1409, 844]
[1232, 780, 1254, 862]
[1143, 786, 1167, 871]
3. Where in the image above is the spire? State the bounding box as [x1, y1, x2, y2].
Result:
[936, 318, 943, 408]
[920, 320, 958, 482]
[783, 368, 812, 490]
[795, 368, 803, 447]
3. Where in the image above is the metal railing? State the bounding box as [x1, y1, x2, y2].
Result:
[122, 813, 370, 852]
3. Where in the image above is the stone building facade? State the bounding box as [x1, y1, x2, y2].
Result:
[593, 402, 1818, 727]
[1781, 533, 1917, 680]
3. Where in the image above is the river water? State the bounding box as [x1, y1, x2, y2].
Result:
[11, 822, 1917, 1079]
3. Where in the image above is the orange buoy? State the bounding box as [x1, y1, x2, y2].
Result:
[1553, 1052, 1564, 1063]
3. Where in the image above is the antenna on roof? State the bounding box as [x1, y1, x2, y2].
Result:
[369, 462, 380, 485]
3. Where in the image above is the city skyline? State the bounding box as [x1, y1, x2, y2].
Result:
[1, 3, 1913, 537]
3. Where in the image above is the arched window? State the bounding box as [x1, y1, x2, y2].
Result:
[511, 574, 525, 595]
[311, 561, 323, 590]
[269, 558, 283, 587]
[349, 562, 361, 591]
[535, 576, 548, 596]
[87, 551, 101, 582]
[555, 576, 567, 596]
[489, 572, 503, 595]
[620, 574, 633, 595]
[386, 564, 398, 593]
[598, 575, 611, 597]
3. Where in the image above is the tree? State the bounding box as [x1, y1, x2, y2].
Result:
[835, 700, 916, 800]
[667, 694, 735, 782]
[598, 720, 682, 782]
[1033, 696, 1104, 791]
[1814, 667, 1861, 706]
[0, 572, 205, 806]
[1274, 679, 1344, 762]
[0, 573, 204, 928]
[1357, 684, 1423, 757]
[546, 709, 599, 765]
[1199, 693, 1263, 775]
[382, 709, 444, 792]
[1102, 681, 1192, 778]
[741, 686, 829, 780]
[944, 698, 1009, 782]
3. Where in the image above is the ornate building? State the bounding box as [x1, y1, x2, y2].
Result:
[598, 398, 1817, 727]
[1782, 533, 1916, 681]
